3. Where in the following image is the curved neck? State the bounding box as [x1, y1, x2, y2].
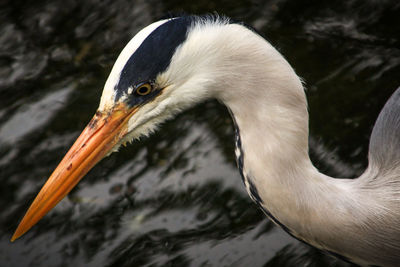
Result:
[174, 22, 396, 265]
[216, 40, 379, 264]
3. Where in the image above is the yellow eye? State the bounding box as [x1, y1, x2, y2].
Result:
[135, 83, 152, 96]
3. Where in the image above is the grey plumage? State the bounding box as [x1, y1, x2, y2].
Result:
[369, 87, 400, 173]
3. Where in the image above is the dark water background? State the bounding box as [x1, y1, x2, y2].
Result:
[1, 0, 399, 266]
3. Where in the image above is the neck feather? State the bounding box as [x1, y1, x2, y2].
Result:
[216, 29, 396, 265]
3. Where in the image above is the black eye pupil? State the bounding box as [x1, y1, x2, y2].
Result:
[139, 87, 148, 94]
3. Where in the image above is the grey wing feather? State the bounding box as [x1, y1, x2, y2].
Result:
[368, 87, 400, 173]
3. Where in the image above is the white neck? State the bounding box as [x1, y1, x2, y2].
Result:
[206, 24, 395, 266]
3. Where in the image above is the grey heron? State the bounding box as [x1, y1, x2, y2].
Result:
[11, 15, 400, 266]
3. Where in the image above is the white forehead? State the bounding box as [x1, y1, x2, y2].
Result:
[99, 18, 171, 111]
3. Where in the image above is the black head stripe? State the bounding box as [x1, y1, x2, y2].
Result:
[115, 17, 193, 101]
[115, 15, 239, 106]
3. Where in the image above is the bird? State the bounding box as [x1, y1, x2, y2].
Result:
[11, 15, 400, 266]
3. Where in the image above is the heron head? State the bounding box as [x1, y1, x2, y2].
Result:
[99, 18, 211, 150]
[12, 15, 240, 240]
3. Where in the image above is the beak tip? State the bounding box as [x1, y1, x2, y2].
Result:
[11, 224, 27, 242]
[10, 233, 18, 242]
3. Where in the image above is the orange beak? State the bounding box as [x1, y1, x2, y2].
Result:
[11, 103, 137, 241]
